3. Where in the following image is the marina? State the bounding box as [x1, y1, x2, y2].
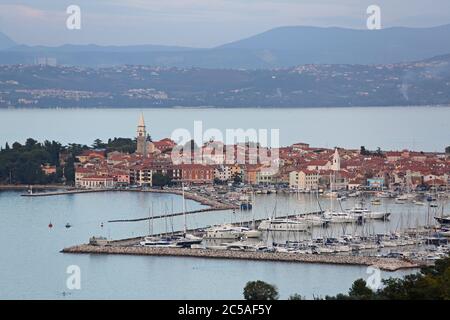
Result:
[57, 185, 450, 272]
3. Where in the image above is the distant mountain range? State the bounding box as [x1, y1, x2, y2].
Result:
[0, 32, 16, 50]
[2, 24, 450, 68]
[1, 53, 450, 108]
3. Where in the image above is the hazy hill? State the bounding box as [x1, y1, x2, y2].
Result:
[0, 32, 16, 50]
[2, 25, 450, 67]
[1, 54, 450, 108]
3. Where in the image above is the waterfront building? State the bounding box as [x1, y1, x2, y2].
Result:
[214, 165, 232, 182]
[79, 176, 115, 189]
[289, 170, 320, 191]
[256, 166, 277, 185]
[243, 164, 262, 185]
[177, 164, 214, 184]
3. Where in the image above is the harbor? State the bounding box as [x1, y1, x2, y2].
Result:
[58, 185, 450, 272]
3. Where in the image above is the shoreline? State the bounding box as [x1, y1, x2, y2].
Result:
[61, 244, 422, 272]
[1, 105, 450, 110]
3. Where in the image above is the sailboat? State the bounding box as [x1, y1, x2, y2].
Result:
[172, 184, 203, 247]
[140, 185, 202, 248]
[257, 197, 309, 232]
[322, 172, 359, 224]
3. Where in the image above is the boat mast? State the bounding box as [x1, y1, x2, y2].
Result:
[182, 182, 187, 236]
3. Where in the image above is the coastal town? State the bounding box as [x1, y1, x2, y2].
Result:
[71, 114, 450, 193]
[37, 115, 449, 271]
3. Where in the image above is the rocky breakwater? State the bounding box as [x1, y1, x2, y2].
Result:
[62, 244, 421, 271]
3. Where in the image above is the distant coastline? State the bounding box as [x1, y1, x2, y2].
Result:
[1, 104, 450, 110]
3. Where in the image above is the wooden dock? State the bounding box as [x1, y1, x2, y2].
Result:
[61, 244, 421, 271]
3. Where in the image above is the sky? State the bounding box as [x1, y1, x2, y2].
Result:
[1, 0, 450, 47]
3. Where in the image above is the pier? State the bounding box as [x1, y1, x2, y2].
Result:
[61, 244, 421, 271]
[20, 187, 239, 211]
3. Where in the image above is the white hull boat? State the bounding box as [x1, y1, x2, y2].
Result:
[258, 218, 309, 232]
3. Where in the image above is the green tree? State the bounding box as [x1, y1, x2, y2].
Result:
[288, 293, 303, 300]
[92, 139, 106, 149]
[348, 279, 374, 299]
[325, 254, 450, 300]
[152, 172, 172, 187]
[360, 146, 368, 155]
[243, 281, 279, 300]
[64, 157, 75, 185]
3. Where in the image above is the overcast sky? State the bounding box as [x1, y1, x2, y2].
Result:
[1, 0, 450, 47]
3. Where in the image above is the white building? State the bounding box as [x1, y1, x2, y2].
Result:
[289, 170, 320, 191]
[79, 176, 115, 189]
[214, 165, 232, 182]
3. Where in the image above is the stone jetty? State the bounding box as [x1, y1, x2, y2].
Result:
[20, 187, 238, 210]
[62, 244, 421, 271]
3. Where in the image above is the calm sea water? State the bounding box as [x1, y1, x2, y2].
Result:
[0, 190, 431, 300]
[0, 106, 449, 151]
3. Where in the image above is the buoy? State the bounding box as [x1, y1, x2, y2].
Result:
[100, 222, 104, 228]
[48, 222, 53, 228]
[65, 223, 72, 229]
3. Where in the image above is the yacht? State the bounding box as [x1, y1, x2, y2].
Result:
[347, 206, 390, 220]
[258, 218, 309, 232]
[139, 236, 180, 247]
[294, 215, 330, 227]
[395, 196, 407, 204]
[371, 199, 381, 205]
[376, 191, 391, 198]
[239, 195, 253, 210]
[174, 233, 203, 247]
[323, 211, 359, 223]
[204, 225, 243, 239]
[435, 216, 450, 226]
[225, 241, 268, 252]
[238, 227, 262, 239]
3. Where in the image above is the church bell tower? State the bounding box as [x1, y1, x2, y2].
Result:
[136, 113, 148, 157]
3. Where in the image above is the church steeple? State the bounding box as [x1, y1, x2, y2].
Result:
[136, 113, 148, 156]
[137, 113, 146, 137]
[332, 148, 341, 171]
